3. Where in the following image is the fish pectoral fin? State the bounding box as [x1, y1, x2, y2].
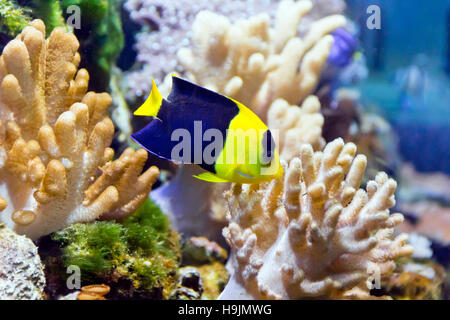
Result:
[193, 172, 230, 183]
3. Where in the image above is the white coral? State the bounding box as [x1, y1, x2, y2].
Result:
[220, 138, 413, 299]
[268, 95, 325, 160]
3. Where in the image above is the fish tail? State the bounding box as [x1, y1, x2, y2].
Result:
[134, 79, 163, 117]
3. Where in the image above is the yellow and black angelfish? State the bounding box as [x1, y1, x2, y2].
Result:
[131, 76, 283, 183]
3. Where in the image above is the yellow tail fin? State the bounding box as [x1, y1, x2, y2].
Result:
[134, 79, 163, 117]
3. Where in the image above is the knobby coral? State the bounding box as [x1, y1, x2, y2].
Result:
[267, 95, 325, 159]
[220, 138, 413, 299]
[0, 20, 158, 239]
[177, 0, 346, 119]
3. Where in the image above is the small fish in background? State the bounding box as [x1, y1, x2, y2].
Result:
[131, 76, 283, 183]
[394, 54, 428, 111]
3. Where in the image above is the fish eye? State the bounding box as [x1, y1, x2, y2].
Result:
[261, 130, 275, 165]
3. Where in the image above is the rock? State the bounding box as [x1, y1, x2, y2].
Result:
[196, 261, 229, 300]
[169, 267, 203, 300]
[178, 267, 203, 294]
[182, 236, 228, 265]
[0, 224, 46, 299]
[399, 201, 450, 247]
[169, 286, 201, 300]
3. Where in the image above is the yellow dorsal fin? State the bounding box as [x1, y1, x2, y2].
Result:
[134, 78, 163, 117]
[193, 172, 230, 183]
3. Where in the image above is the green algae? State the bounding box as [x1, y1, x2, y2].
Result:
[31, 0, 67, 33]
[0, 0, 31, 36]
[60, 0, 125, 91]
[52, 198, 181, 298]
[23, 0, 124, 91]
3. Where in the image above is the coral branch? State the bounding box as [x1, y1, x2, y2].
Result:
[268, 95, 325, 160]
[220, 139, 413, 299]
[0, 20, 159, 239]
[177, 0, 346, 119]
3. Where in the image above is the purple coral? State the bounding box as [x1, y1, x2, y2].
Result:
[328, 27, 357, 68]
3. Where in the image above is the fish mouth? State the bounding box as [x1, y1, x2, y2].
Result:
[237, 171, 255, 179]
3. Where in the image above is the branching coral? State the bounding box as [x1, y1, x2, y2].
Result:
[60, 0, 125, 91]
[0, 20, 158, 239]
[177, 0, 346, 119]
[220, 138, 413, 299]
[19, 0, 125, 91]
[267, 95, 325, 160]
[123, 0, 346, 100]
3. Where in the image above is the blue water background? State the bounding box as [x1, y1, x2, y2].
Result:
[345, 0, 450, 173]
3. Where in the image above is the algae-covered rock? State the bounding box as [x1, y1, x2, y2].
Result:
[182, 237, 228, 265]
[179, 237, 229, 299]
[380, 256, 446, 300]
[50, 199, 181, 299]
[197, 261, 229, 300]
[0, 224, 46, 300]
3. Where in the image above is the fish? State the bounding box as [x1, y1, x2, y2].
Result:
[131, 76, 283, 183]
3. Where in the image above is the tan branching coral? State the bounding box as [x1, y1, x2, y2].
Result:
[220, 138, 413, 299]
[177, 0, 346, 119]
[268, 95, 325, 160]
[0, 20, 159, 239]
